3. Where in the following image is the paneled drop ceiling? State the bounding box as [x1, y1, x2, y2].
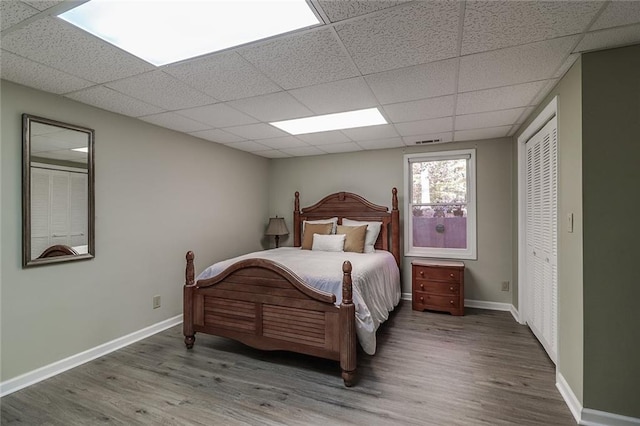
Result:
[2, 0, 640, 158]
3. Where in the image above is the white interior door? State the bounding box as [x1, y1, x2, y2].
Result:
[525, 116, 558, 363]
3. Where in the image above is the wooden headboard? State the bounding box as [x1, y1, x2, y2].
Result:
[293, 188, 400, 267]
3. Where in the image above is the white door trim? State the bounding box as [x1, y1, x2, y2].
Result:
[517, 96, 558, 326]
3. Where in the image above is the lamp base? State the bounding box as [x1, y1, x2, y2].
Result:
[275, 235, 280, 248]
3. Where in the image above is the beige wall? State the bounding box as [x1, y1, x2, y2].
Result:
[515, 58, 585, 403]
[0, 81, 270, 381]
[582, 45, 640, 418]
[268, 139, 514, 303]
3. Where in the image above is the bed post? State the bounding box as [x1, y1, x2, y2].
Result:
[293, 191, 301, 247]
[391, 187, 400, 267]
[184, 251, 195, 349]
[339, 260, 356, 387]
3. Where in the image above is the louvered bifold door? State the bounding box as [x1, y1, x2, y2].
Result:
[525, 116, 558, 364]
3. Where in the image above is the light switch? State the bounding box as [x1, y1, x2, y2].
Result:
[567, 213, 574, 233]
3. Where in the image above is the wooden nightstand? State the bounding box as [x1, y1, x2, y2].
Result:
[412, 260, 465, 316]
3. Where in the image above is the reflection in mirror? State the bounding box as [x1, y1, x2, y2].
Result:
[23, 114, 95, 267]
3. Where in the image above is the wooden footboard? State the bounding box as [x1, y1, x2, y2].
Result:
[183, 251, 357, 386]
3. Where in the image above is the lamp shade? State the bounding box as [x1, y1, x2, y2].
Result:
[265, 217, 289, 236]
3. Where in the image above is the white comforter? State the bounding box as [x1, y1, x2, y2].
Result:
[196, 247, 401, 355]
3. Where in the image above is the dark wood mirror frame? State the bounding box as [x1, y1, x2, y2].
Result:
[22, 114, 95, 267]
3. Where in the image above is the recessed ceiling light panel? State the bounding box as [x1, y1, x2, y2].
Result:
[270, 108, 388, 135]
[59, 0, 321, 66]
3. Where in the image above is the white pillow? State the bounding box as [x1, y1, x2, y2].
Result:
[303, 217, 338, 234]
[311, 233, 345, 252]
[342, 219, 382, 253]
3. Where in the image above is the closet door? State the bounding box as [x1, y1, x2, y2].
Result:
[525, 116, 558, 363]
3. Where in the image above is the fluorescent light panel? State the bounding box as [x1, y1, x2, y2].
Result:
[59, 0, 321, 66]
[271, 108, 387, 135]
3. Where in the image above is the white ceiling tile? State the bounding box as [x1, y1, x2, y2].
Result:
[175, 103, 257, 128]
[530, 79, 559, 106]
[575, 24, 640, 53]
[189, 128, 246, 144]
[554, 54, 580, 78]
[456, 80, 549, 115]
[280, 146, 327, 157]
[255, 150, 292, 158]
[402, 132, 453, 146]
[515, 106, 537, 125]
[320, 142, 363, 154]
[318, 0, 410, 22]
[106, 71, 217, 110]
[459, 36, 578, 92]
[383, 95, 455, 123]
[396, 117, 453, 137]
[340, 124, 399, 141]
[139, 112, 211, 133]
[224, 141, 271, 153]
[258, 136, 308, 149]
[462, 1, 601, 55]
[591, 1, 640, 30]
[1, 17, 154, 83]
[1, 50, 94, 94]
[357, 137, 405, 150]
[1, 1, 38, 31]
[289, 77, 378, 114]
[22, 1, 64, 11]
[455, 108, 526, 131]
[65, 86, 164, 117]
[164, 51, 281, 101]
[223, 123, 288, 140]
[227, 92, 313, 122]
[365, 59, 458, 105]
[239, 28, 359, 90]
[335, 2, 460, 74]
[296, 131, 352, 145]
[454, 126, 512, 142]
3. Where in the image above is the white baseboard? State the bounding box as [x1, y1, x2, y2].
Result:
[582, 409, 640, 426]
[557, 372, 583, 424]
[556, 372, 640, 426]
[509, 305, 522, 323]
[464, 299, 512, 312]
[401, 292, 412, 301]
[0, 314, 183, 398]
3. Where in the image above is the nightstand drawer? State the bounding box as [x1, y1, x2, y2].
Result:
[413, 280, 460, 295]
[413, 291, 460, 309]
[413, 266, 461, 282]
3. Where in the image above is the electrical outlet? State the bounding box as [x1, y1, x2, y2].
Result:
[501, 281, 510, 292]
[153, 295, 161, 309]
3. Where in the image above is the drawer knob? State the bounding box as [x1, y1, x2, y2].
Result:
[420, 283, 424, 289]
[419, 271, 424, 276]
[450, 300, 454, 305]
[450, 273, 455, 278]
[419, 296, 424, 302]
[449, 286, 454, 291]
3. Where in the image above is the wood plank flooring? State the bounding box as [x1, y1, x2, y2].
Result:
[1, 304, 576, 425]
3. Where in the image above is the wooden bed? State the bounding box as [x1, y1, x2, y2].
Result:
[183, 188, 400, 386]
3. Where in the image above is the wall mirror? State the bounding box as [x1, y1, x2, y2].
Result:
[22, 114, 95, 267]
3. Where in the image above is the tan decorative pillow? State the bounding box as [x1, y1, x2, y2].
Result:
[301, 223, 333, 250]
[336, 225, 367, 253]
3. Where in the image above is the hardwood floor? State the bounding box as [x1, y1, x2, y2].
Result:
[1, 304, 576, 425]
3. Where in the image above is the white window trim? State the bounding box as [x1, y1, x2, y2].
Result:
[403, 149, 477, 260]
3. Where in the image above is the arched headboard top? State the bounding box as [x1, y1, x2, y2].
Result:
[293, 188, 400, 266]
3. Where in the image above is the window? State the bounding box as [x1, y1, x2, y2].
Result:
[404, 149, 476, 259]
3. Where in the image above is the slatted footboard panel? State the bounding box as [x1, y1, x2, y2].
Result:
[191, 263, 341, 361]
